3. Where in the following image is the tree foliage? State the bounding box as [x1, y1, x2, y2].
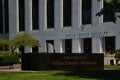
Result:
[10, 34, 40, 48]
[0, 38, 9, 50]
[0, 34, 40, 54]
[96, 0, 120, 19]
[115, 49, 120, 59]
[0, 38, 9, 46]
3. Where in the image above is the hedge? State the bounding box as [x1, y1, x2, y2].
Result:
[1, 55, 19, 64]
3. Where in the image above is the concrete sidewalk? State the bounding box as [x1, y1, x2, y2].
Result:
[0, 64, 21, 71]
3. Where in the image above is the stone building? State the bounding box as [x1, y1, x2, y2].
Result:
[0, 0, 120, 65]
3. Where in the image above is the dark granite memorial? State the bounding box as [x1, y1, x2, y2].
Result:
[22, 53, 104, 71]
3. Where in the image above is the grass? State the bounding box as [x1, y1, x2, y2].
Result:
[0, 71, 103, 80]
[0, 65, 120, 80]
[0, 70, 120, 80]
[104, 65, 120, 70]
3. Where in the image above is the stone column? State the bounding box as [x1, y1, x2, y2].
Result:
[24, 0, 32, 53]
[92, 0, 100, 26]
[39, 0, 47, 31]
[72, 0, 81, 30]
[54, 0, 63, 30]
[92, 38, 103, 53]
[72, 39, 80, 53]
[9, 0, 19, 39]
[25, 0, 32, 33]
[39, 40, 46, 53]
[116, 36, 120, 50]
[99, 0, 104, 23]
[54, 39, 63, 53]
[79, 39, 84, 53]
[72, 39, 83, 53]
[99, 38, 104, 53]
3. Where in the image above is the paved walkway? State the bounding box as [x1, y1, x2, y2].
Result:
[0, 64, 21, 71]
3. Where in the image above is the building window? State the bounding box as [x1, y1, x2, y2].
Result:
[19, 0, 25, 31]
[103, 0, 115, 22]
[105, 36, 115, 54]
[46, 40, 54, 53]
[63, 0, 71, 27]
[0, 0, 9, 33]
[0, 0, 3, 33]
[4, 0, 9, 33]
[62, 39, 72, 53]
[82, 0, 91, 25]
[32, 0, 39, 30]
[83, 38, 92, 53]
[32, 46, 39, 53]
[47, 0, 54, 28]
[65, 39, 72, 53]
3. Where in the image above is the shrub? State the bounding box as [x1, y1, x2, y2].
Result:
[1, 55, 19, 64]
[0, 51, 21, 64]
[0, 51, 11, 56]
[0, 51, 21, 56]
[115, 49, 120, 59]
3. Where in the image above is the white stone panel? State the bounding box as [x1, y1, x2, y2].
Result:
[25, 0, 32, 33]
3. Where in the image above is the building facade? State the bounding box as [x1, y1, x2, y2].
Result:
[0, 0, 120, 65]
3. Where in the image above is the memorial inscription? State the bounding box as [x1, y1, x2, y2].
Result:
[22, 53, 104, 70]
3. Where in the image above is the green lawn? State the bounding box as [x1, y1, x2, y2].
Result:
[0, 67, 120, 80]
[0, 71, 103, 80]
[104, 65, 120, 70]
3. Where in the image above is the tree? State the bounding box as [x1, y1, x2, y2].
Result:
[96, 0, 120, 64]
[10, 34, 40, 53]
[115, 49, 120, 59]
[0, 38, 9, 51]
[96, 0, 120, 20]
[0, 34, 40, 54]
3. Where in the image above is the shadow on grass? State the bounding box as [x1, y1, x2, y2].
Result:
[52, 70, 120, 80]
[104, 70, 120, 80]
